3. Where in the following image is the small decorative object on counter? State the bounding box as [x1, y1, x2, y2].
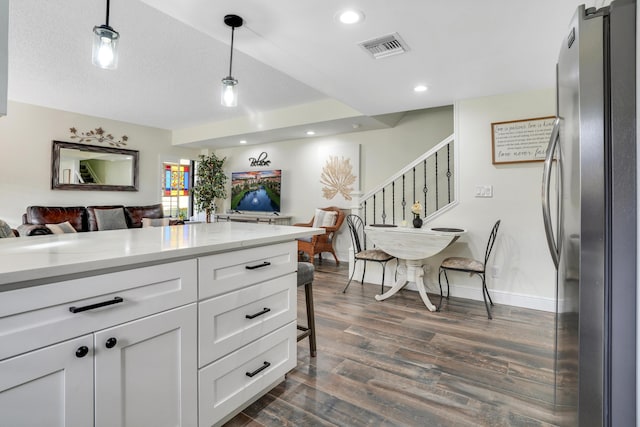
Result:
[411, 201, 423, 228]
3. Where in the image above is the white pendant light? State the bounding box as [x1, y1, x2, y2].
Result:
[221, 14, 243, 107]
[92, 0, 119, 70]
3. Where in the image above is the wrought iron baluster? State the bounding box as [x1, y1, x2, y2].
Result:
[373, 194, 376, 224]
[402, 174, 406, 221]
[382, 187, 386, 224]
[423, 159, 427, 217]
[363, 200, 367, 225]
[412, 167, 416, 207]
[392, 181, 395, 224]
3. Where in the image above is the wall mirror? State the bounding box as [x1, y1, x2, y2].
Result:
[51, 140, 139, 191]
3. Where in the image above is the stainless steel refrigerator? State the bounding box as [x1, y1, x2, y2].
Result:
[542, 0, 636, 425]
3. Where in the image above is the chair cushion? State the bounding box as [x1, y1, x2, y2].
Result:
[46, 221, 77, 234]
[312, 209, 338, 228]
[94, 208, 128, 231]
[441, 256, 484, 272]
[297, 262, 315, 286]
[355, 249, 394, 262]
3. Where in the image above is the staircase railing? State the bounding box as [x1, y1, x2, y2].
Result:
[79, 162, 102, 184]
[359, 134, 456, 225]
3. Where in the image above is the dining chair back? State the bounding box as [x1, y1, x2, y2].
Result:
[343, 214, 396, 294]
[438, 219, 501, 319]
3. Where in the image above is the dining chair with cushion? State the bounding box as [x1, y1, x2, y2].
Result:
[294, 207, 345, 265]
[343, 214, 396, 294]
[438, 219, 501, 319]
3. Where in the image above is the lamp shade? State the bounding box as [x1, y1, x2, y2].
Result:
[221, 76, 238, 107]
[92, 25, 119, 70]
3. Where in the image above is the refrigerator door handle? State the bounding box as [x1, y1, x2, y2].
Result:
[542, 118, 560, 268]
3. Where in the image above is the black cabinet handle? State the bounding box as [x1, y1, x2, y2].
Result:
[246, 361, 271, 378]
[75, 346, 89, 358]
[105, 337, 117, 349]
[245, 261, 271, 270]
[245, 307, 271, 319]
[69, 296, 124, 313]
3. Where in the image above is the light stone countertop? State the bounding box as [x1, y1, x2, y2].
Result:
[0, 222, 323, 290]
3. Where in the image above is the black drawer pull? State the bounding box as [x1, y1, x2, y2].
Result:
[75, 346, 89, 358]
[69, 296, 124, 313]
[245, 307, 271, 319]
[245, 261, 271, 270]
[246, 361, 271, 378]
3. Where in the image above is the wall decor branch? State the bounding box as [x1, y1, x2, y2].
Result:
[69, 127, 128, 147]
[320, 156, 356, 200]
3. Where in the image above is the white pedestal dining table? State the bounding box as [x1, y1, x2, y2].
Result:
[364, 225, 466, 311]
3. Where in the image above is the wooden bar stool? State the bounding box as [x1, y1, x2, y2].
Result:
[296, 262, 317, 357]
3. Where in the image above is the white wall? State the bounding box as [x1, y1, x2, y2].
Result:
[0, 101, 200, 227]
[422, 88, 557, 311]
[215, 106, 454, 261]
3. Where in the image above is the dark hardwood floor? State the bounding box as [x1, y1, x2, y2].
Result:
[224, 262, 577, 427]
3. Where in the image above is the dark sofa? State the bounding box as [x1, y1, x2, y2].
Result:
[18, 204, 177, 236]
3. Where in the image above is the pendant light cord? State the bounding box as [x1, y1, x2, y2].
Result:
[105, 0, 111, 27]
[228, 26, 235, 77]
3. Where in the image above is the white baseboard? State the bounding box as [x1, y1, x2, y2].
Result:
[347, 251, 561, 313]
[352, 276, 558, 313]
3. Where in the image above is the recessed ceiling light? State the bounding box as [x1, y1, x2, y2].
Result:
[337, 10, 364, 24]
[239, 140, 247, 144]
[306, 130, 316, 136]
[414, 85, 428, 92]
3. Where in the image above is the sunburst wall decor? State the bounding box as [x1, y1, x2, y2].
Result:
[320, 155, 356, 200]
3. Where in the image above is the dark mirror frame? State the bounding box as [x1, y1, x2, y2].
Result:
[51, 140, 139, 191]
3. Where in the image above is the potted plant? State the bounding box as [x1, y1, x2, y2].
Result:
[193, 153, 228, 223]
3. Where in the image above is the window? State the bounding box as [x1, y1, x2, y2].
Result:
[161, 161, 192, 219]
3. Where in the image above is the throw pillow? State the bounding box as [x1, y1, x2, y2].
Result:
[0, 219, 16, 238]
[312, 209, 338, 228]
[142, 217, 170, 228]
[94, 208, 128, 231]
[45, 221, 77, 234]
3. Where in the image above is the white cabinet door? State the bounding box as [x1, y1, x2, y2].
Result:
[94, 304, 198, 427]
[0, 335, 94, 427]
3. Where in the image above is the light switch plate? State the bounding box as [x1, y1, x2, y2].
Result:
[475, 185, 493, 198]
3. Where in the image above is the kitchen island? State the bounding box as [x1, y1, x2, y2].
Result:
[0, 222, 322, 427]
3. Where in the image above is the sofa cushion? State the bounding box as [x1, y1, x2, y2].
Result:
[125, 204, 164, 228]
[87, 205, 125, 231]
[46, 221, 78, 234]
[93, 208, 128, 231]
[25, 206, 87, 232]
[142, 217, 170, 227]
[0, 219, 16, 238]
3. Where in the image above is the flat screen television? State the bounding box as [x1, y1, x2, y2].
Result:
[230, 169, 281, 213]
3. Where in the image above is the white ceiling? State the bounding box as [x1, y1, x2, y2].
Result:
[8, 0, 601, 147]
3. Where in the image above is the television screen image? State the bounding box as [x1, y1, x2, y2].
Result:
[230, 170, 281, 212]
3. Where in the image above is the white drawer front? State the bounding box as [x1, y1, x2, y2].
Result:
[0, 260, 197, 361]
[198, 241, 296, 299]
[199, 274, 295, 367]
[198, 322, 296, 427]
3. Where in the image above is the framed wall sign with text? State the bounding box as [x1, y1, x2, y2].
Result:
[491, 116, 556, 164]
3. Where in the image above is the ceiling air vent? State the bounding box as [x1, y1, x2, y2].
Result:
[359, 33, 409, 59]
